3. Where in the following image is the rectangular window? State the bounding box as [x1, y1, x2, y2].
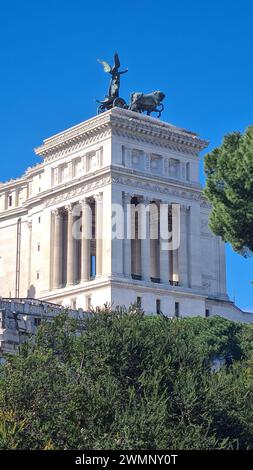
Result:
[36, 272, 40, 280]
[169, 159, 180, 179]
[87, 153, 98, 172]
[34, 318, 42, 327]
[90, 255, 96, 277]
[156, 299, 161, 314]
[59, 164, 68, 183]
[86, 296, 91, 310]
[8, 195, 13, 207]
[131, 149, 144, 171]
[137, 296, 142, 308]
[71, 299, 77, 309]
[73, 158, 82, 177]
[38, 217, 41, 223]
[186, 162, 190, 181]
[150, 154, 162, 174]
[175, 302, 180, 318]
[205, 309, 210, 318]
[37, 243, 40, 252]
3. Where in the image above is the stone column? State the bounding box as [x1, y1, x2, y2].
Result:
[160, 201, 170, 284]
[189, 203, 202, 288]
[27, 220, 32, 293]
[150, 202, 159, 279]
[140, 197, 150, 281]
[80, 199, 91, 282]
[219, 238, 227, 295]
[178, 205, 189, 287]
[216, 236, 227, 296]
[52, 208, 63, 289]
[123, 192, 132, 277]
[172, 204, 180, 283]
[66, 205, 75, 286]
[95, 193, 103, 277]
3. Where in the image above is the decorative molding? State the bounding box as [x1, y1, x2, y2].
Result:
[145, 154, 150, 171]
[52, 208, 63, 217]
[122, 192, 132, 204]
[44, 176, 111, 207]
[110, 108, 208, 150]
[200, 217, 214, 239]
[200, 219, 209, 231]
[112, 128, 199, 155]
[35, 108, 208, 163]
[43, 172, 208, 209]
[200, 199, 212, 209]
[163, 158, 169, 175]
[111, 174, 206, 203]
[180, 204, 190, 212]
[37, 129, 112, 163]
[27, 220, 32, 230]
[65, 204, 73, 213]
[93, 192, 103, 203]
[79, 198, 90, 207]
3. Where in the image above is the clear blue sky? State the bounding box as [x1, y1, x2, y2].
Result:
[0, 0, 252, 310]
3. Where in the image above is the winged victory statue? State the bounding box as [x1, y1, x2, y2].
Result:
[97, 52, 128, 113]
[96, 52, 165, 118]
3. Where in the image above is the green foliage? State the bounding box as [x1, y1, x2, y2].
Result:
[1, 310, 253, 450]
[0, 410, 26, 449]
[204, 126, 253, 255]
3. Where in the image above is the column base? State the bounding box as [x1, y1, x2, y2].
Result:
[66, 282, 74, 287]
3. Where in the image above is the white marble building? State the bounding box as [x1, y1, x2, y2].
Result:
[0, 108, 252, 322]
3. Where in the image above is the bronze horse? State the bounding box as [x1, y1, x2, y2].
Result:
[129, 91, 165, 118]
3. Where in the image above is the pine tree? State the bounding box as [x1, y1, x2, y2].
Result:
[204, 126, 253, 255]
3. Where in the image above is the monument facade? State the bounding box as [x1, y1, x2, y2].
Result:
[0, 107, 251, 321]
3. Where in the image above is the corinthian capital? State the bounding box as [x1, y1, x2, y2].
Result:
[123, 192, 132, 205]
[94, 192, 103, 203]
[27, 219, 32, 230]
[52, 207, 63, 218]
[65, 204, 73, 213]
[79, 198, 89, 208]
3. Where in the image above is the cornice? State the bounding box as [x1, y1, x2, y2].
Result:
[112, 277, 208, 299]
[110, 108, 208, 153]
[39, 277, 112, 300]
[43, 175, 112, 208]
[112, 165, 202, 191]
[113, 127, 200, 155]
[37, 128, 112, 163]
[34, 108, 209, 163]
[0, 163, 44, 190]
[42, 169, 210, 208]
[35, 113, 112, 161]
[0, 175, 27, 191]
[111, 173, 206, 204]
[0, 163, 211, 215]
[0, 206, 27, 221]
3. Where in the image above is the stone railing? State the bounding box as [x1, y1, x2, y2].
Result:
[0, 298, 85, 357]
